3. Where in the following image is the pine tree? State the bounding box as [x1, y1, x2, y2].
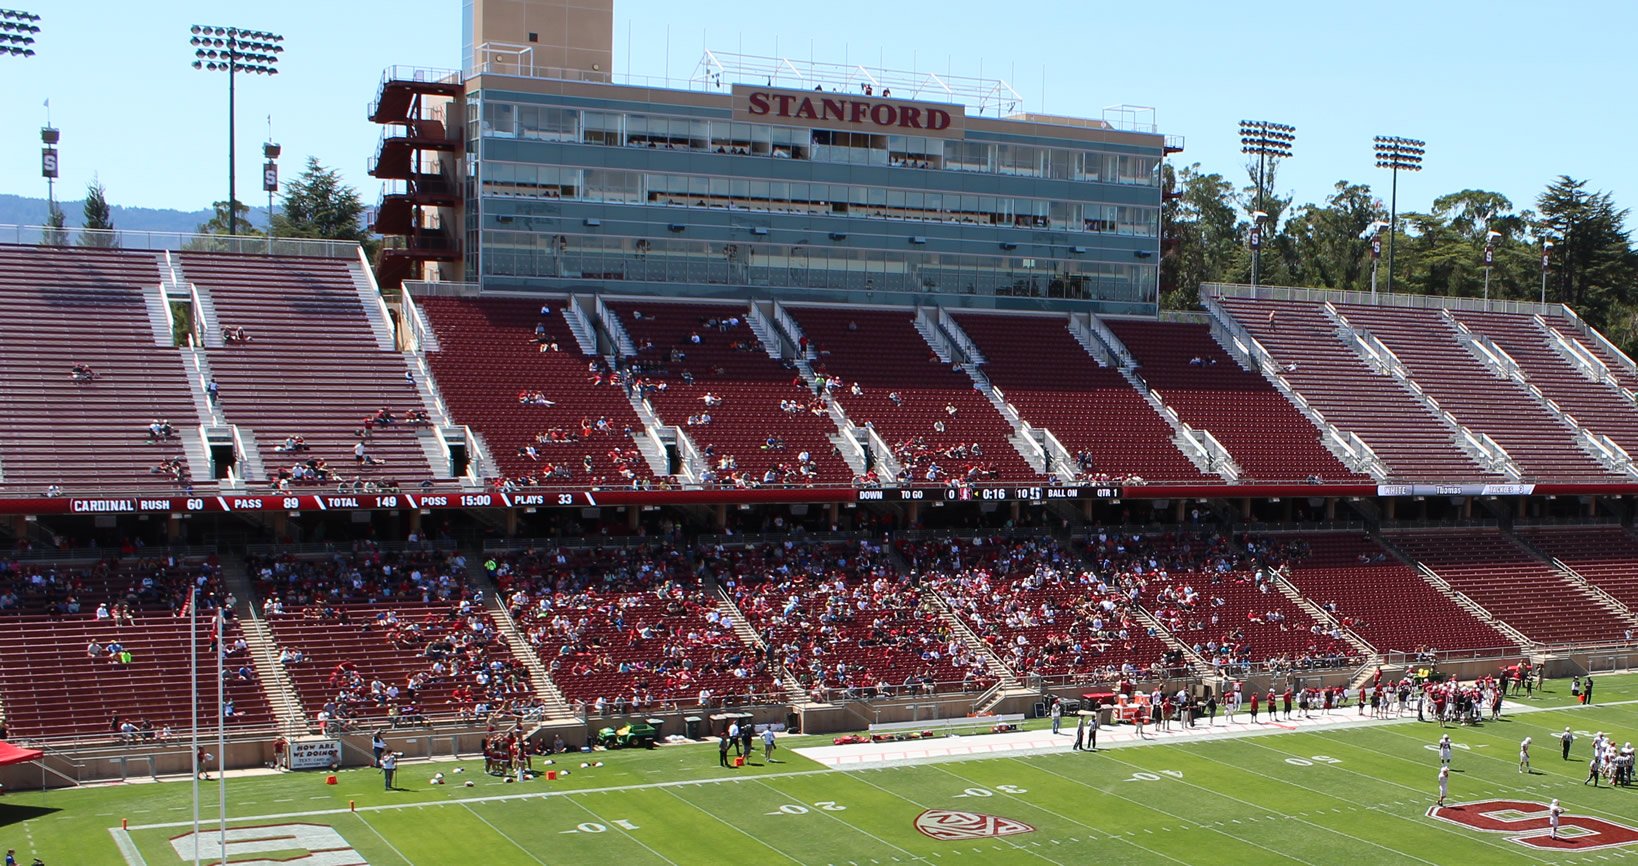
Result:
[42, 201, 68, 247]
[274, 157, 372, 252]
[79, 178, 117, 248]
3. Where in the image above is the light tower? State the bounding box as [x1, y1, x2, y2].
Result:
[189, 24, 284, 237]
[1373, 136, 1425, 296]
[1239, 120, 1295, 288]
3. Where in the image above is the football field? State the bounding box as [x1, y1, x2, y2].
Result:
[9, 676, 1638, 865]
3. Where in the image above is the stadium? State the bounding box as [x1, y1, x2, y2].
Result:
[4, 1, 1638, 863]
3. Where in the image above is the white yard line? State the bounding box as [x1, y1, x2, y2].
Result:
[1093, 745, 1443, 866]
[652, 784, 806, 865]
[926, 761, 1195, 866]
[1223, 734, 1535, 860]
[349, 811, 417, 866]
[841, 769, 1069, 866]
[562, 795, 682, 866]
[458, 800, 550, 866]
[746, 777, 928, 865]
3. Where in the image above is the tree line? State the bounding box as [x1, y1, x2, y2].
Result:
[1161, 162, 1638, 350]
[45, 157, 370, 253]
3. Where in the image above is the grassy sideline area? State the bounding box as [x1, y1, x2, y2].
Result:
[3, 675, 1635, 864]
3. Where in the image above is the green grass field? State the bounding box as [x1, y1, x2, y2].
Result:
[7, 676, 1638, 865]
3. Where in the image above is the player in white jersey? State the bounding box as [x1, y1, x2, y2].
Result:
[1550, 799, 1563, 840]
[1520, 737, 1532, 773]
[1438, 734, 1453, 766]
[1436, 766, 1449, 807]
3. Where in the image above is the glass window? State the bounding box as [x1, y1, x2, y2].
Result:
[483, 101, 516, 137]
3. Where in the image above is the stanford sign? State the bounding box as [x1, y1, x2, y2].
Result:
[733, 84, 965, 138]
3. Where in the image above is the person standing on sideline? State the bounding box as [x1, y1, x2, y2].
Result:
[1550, 799, 1564, 840]
[1050, 699, 1063, 735]
[718, 731, 732, 768]
[1436, 766, 1449, 807]
[1520, 737, 1532, 774]
[1562, 727, 1576, 761]
[381, 751, 398, 791]
[1584, 675, 1595, 705]
[1072, 712, 1086, 751]
[762, 727, 778, 763]
[728, 720, 742, 757]
[371, 729, 387, 767]
[740, 722, 755, 761]
[1206, 694, 1218, 725]
[1087, 711, 1099, 751]
[1438, 734, 1453, 767]
[1249, 690, 1260, 723]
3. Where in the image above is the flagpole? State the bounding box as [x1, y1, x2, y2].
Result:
[218, 606, 228, 864]
[190, 586, 201, 866]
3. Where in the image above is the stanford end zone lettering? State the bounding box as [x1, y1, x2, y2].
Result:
[1430, 800, 1638, 851]
[733, 84, 965, 139]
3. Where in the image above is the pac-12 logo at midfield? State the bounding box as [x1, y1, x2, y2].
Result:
[914, 809, 1035, 841]
[1430, 800, 1638, 851]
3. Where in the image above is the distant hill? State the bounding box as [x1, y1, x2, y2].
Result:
[0, 193, 271, 235]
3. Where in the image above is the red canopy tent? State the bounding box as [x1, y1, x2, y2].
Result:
[0, 741, 43, 766]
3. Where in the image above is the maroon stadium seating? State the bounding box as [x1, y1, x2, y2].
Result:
[0, 555, 273, 741]
[789, 305, 1039, 483]
[416, 296, 654, 488]
[0, 245, 205, 495]
[1123, 532, 1358, 670]
[1387, 530, 1633, 646]
[904, 535, 1180, 681]
[1515, 527, 1638, 612]
[1107, 319, 1362, 483]
[252, 550, 541, 728]
[1221, 298, 1495, 481]
[953, 312, 1211, 483]
[1336, 305, 1612, 480]
[181, 252, 439, 487]
[1277, 534, 1518, 654]
[1451, 309, 1638, 460]
[710, 540, 994, 697]
[608, 300, 849, 486]
[493, 545, 777, 711]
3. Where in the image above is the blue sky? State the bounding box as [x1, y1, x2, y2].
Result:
[2, 0, 1629, 226]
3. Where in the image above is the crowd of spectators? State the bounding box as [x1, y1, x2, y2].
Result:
[1096, 531, 1361, 674]
[906, 535, 1180, 683]
[489, 544, 776, 712]
[255, 548, 544, 728]
[0, 553, 225, 617]
[705, 539, 993, 700]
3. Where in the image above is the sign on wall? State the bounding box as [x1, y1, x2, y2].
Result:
[731, 84, 966, 139]
[288, 738, 342, 770]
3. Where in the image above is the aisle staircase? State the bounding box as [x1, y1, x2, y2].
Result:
[715, 591, 809, 705]
[220, 556, 311, 735]
[468, 560, 574, 720]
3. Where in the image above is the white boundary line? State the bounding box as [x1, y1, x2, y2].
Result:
[110, 827, 149, 866]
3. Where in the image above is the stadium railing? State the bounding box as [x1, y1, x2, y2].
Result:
[1204, 281, 1566, 319]
[243, 540, 460, 557]
[3, 544, 218, 563]
[0, 224, 361, 258]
